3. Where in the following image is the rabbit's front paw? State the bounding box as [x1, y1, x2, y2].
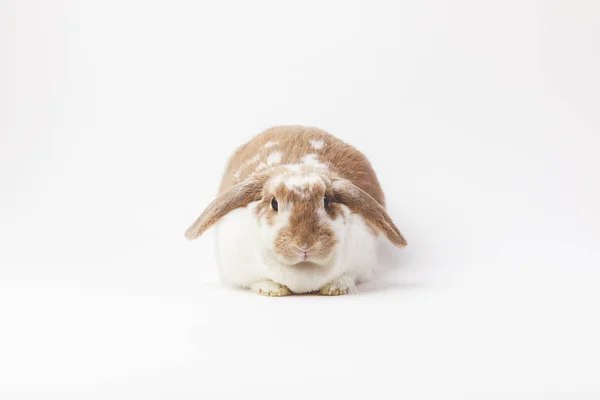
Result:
[319, 274, 356, 296]
[250, 280, 291, 297]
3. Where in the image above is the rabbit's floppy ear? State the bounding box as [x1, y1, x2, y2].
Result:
[332, 179, 407, 247]
[185, 174, 268, 240]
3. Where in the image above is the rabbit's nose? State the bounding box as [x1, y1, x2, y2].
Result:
[292, 244, 310, 260]
[293, 244, 309, 252]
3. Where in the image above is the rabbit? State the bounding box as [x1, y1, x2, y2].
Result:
[185, 126, 407, 296]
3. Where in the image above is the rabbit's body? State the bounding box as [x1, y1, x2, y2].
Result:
[186, 126, 406, 296]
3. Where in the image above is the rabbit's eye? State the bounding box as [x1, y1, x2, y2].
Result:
[271, 197, 279, 211]
[324, 196, 330, 209]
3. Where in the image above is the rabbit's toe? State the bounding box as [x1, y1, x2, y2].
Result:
[250, 280, 291, 297]
[319, 274, 356, 296]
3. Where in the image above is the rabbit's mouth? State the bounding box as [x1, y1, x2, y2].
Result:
[291, 261, 322, 268]
[283, 260, 327, 274]
[287, 249, 332, 266]
[269, 244, 336, 269]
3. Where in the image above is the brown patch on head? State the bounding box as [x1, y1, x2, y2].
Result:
[274, 198, 338, 263]
[252, 170, 341, 263]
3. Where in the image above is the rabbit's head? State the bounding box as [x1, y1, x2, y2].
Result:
[185, 164, 406, 269]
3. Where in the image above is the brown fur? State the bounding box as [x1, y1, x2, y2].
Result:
[186, 126, 407, 248]
[275, 201, 337, 262]
[332, 178, 407, 247]
[184, 173, 269, 240]
[218, 126, 386, 206]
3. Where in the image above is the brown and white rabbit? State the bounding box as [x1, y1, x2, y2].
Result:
[185, 126, 407, 296]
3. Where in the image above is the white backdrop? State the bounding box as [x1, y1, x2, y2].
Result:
[1, 1, 599, 398]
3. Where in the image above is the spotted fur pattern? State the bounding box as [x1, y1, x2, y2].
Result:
[219, 126, 385, 206]
[186, 125, 407, 295]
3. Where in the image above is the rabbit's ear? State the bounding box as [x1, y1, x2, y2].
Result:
[332, 179, 407, 247]
[185, 174, 267, 240]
